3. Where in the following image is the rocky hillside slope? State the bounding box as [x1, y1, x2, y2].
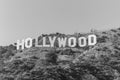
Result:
[0, 28, 120, 80]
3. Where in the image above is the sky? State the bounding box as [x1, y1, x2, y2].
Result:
[0, 0, 120, 46]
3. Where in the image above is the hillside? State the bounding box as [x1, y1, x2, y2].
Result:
[0, 28, 120, 80]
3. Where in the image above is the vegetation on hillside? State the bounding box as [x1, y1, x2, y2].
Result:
[0, 28, 120, 80]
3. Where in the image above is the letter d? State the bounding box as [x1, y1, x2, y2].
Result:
[88, 34, 97, 46]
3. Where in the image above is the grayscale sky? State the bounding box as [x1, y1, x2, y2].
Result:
[0, 0, 120, 46]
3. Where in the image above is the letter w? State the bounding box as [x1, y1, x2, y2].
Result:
[58, 37, 67, 47]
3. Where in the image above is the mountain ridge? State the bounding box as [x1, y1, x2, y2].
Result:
[0, 27, 120, 80]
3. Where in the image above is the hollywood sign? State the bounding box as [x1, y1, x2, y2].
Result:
[16, 34, 97, 50]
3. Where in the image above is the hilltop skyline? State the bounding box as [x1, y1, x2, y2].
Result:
[0, 0, 120, 46]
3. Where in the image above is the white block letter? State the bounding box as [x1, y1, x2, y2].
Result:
[25, 38, 33, 48]
[58, 37, 67, 47]
[43, 37, 50, 47]
[78, 37, 86, 47]
[17, 39, 25, 50]
[49, 36, 56, 47]
[88, 34, 97, 45]
[68, 37, 76, 47]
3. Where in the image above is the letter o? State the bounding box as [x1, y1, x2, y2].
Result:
[78, 37, 86, 47]
[25, 38, 33, 48]
[68, 37, 76, 47]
